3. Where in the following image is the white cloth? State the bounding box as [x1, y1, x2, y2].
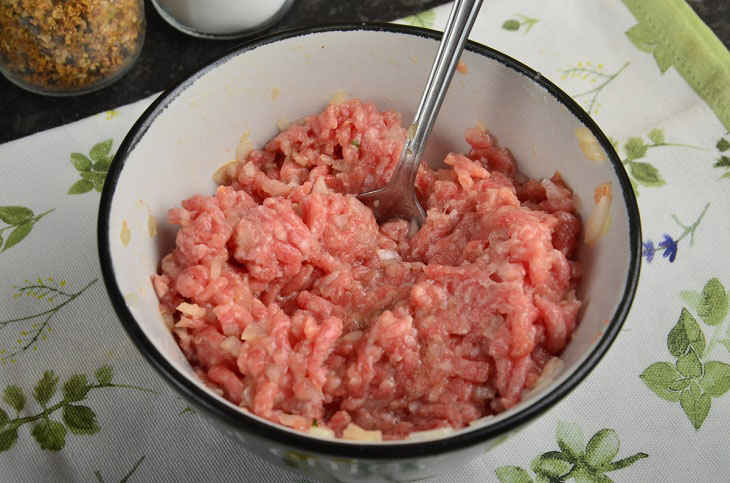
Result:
[1, 1, 729, 481]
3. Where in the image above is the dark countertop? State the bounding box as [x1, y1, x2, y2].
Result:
[1, 0, 727, 144]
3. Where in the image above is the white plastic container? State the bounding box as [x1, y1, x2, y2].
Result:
[151, 0, 294, 39]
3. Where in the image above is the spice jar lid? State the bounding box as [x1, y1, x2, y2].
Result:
[151, 0, 294, 40]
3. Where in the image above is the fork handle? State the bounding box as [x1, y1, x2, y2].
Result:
[390, 0, 484, 188]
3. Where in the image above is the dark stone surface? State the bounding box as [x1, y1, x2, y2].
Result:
[1, 0, 727, 143]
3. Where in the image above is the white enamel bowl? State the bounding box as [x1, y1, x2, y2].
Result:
[98, 25, 641, 483]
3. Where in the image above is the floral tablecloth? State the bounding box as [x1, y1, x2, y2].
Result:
[1, 1, 729, 481]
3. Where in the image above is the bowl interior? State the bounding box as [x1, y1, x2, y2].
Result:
[103, 27, 638, 446]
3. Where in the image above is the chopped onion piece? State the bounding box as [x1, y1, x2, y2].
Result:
[173, 327, 190, 344]
[312, 177, 328, 194]
[585, 193, 612, 245]
[376, 249, 399, 261]
[342, 423, 382, 442]
[241, 324, 264, 341]
[220, 336, 242, 356]
[160, 310, 174, 330]
[210, 259, 223, 279]
[308, 425, 336, 439]
[533, 357, 564, 389]
[242, 161, 256, 177]
[292, 152, 308, 166]
[236, 131, 253, 161]
[340, 330, 363, 344]
[236, 144, 254, 162]
[333, 214, 348, 230]
[262, 178, 290, 196]
[408, 217, 419, 238]
[407, 427, 454, 441]
[329, 90, 347, 105]
[575, 127, 606, 161]
[177, 302, 206, 319]
[213, 161, 239, 185]
[277, 118, 290, 131]
[541, 179, 563, 200]
[468, 415, 494, 426]
[278, 413, 308, 429]
[522, 357, 564, 400]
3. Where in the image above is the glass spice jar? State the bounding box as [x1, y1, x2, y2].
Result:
[0, 0, 145, 96]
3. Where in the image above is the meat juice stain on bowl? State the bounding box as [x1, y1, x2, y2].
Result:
[151, 97, 588, 442]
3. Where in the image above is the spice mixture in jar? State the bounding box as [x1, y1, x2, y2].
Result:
[0, 0, 145, 95]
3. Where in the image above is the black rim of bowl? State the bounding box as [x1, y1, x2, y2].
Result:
[98, 23, 641, 460]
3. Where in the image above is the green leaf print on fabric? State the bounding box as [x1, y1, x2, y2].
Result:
[640, 362, 684, 402]
[31, 419, 66, 451]
[96, 366, 113, 386]
[701, 361, 730, 396]
[495, 467, 533, 483]
[33, 370, 59, 407]
[612, 128, 704, 194]
[712, 135, 730, 180]
[95, 455, 145, 483]
[502, 14, 538, 34]
[630, 162, 664, 187]
[621, 0, 730, 131]
[174, 395, 197, 416]
[0, 278, 97, 363]
[402, 9, 436, 29]
[495, 422, 647, 482]
[0, 206, 33, 225]
[668, 309, 705, 358]
[560, 61, 629, 115]
[697, 278, 729, 326]
[0, 367, 153, 453]
[641, 278, 730, 429]
[90, 139, 113, 161]
[63, 374, 91, 402]
[63, 405, 100, 435]
[0, 206, 53, 253]
[68, 139, 114, 194]
[3, 386, 26, 412]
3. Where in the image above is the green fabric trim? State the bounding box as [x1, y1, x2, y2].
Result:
[621, 0, 730, 131]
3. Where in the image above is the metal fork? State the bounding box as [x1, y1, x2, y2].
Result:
[356, 0, 483, 226]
